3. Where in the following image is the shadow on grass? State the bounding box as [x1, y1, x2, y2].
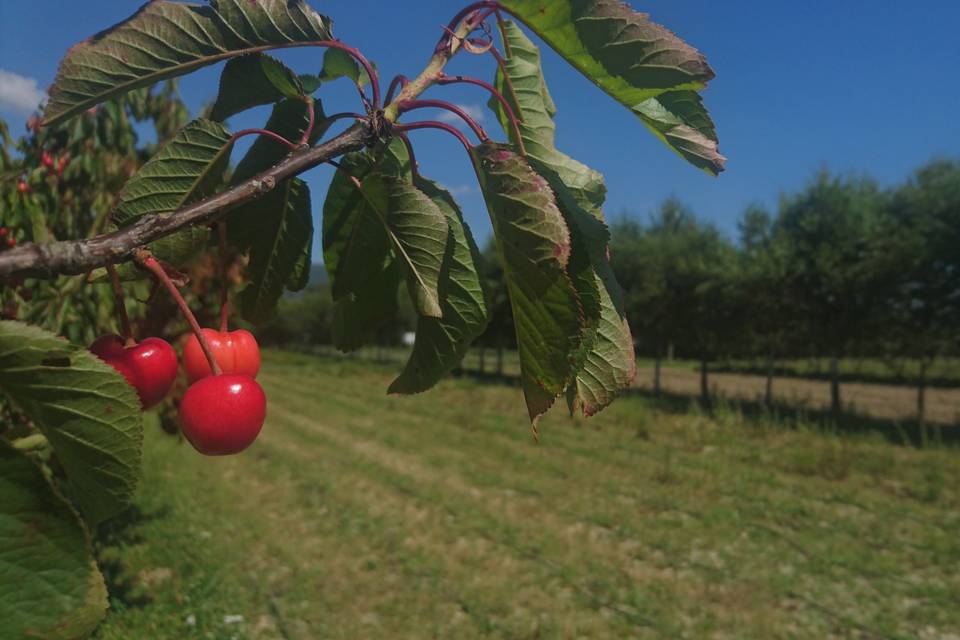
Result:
[94, 505, 172, 609]
[710, 363, 960, 389]
[452, 365, 958, 448]
[623, 387, 959, 448]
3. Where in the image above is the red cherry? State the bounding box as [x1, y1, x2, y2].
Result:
[182, 328, 260, 382]
[41, 152, 55, 170]
[17, 181, 30, 194]
[179, 374, 266, 456]
[0, 228, 7, 238]
[90, 334, 178, 409]
[6, 238, 15, 249]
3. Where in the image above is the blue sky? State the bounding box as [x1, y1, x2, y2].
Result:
[2, 1, 959, 258]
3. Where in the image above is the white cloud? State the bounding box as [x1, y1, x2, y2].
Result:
[0, 69, 46, 114]
[441, 183, 475, 197]
[436, 103, 486, 124]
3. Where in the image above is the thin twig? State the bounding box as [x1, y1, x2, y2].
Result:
[436, 74, 525, 155]
[136, 251, 222, 376]
[397, 99, 488, 142]
[385, 75, 410, 105]
[231, 128, 297, 151]
[394, 121, 475, 157]
[0, 122, 374, 279]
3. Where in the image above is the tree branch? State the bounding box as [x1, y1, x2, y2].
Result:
[0, 121, 375, 279]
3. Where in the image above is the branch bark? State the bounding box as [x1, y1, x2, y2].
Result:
[0, 121, 375, 279]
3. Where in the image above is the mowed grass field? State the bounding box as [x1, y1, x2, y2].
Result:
[94, 351, 960, 639]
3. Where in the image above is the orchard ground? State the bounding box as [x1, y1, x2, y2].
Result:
[94, 351, 960, 639]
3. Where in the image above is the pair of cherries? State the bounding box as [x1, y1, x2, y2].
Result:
[91, 329, 266, 456]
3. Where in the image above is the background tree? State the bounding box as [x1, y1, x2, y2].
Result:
[773, 171, 887, 416]
[737, 204, 793, 405]
[881, 159, 960, 424]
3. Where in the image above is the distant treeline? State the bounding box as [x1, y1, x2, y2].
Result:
[260, 158, 960, 425]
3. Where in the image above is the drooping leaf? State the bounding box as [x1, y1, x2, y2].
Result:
[491, 21, 636, 414]
[491, 20, 606, 213]
[322, 150, 446, 318]
[331, 259, 401, 352]
[0, 321, 142, 525]
[363, 175, 448, 319]
[472, 143, 582, 422]
[0, 443, 108, 639]
[43, 0, 333, 126]
[496, 2, 724, 174]
[322, 153, 387, 300]
[228, 98, 328, 298]
[114, 118, 234, 265]
[322, 153, 399, 351]
[236, 179, 313, 323]
[633, 90, 726, 175]
[389, 176, 490, 394]
[230, 98, 329, 190]
[553, 183, 637, 415]
[210, 53, 304, 122]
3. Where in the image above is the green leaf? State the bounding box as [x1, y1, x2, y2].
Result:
[322, 153, 387, 300]
[497, 2, 724, 174]
[364, 175, 448, 319]
[0, 321, 142, 525]
[235, 179, 313, 323]
[230, 98, 328, 190]
[320, 48, 359, 84]
[210, 53, 304, 122]
[320, 48, 375, 88]
[633, 90, 726, 175]
[322, 152, 447, 319]
[43, 0, 333, 126]
[0, 443, 108, 639]
[490, 20, 606, 213]
[298, 73, 322, 94]
[322, 153, 400, 351]
[553, 183, 637, 416]
[114, 118, 233, 265]
[331, 260, 401, 352]
[472, 143, 582, 422]
[389, 176, 490, 394]
[228, 98, 328, 299]
[491, 21, 636, 414]
[114, 118, 233, 225]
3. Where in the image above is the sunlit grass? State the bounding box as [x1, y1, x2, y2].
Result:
[94, 350, 960, 639]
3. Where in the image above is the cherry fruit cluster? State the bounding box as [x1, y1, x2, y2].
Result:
[91, 326, 266, 456]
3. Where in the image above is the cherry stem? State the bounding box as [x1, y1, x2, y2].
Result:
[299, 98, 315, 147]
[137, 251, 222, 376]
[106, 262, 134, 345]
[385, 75, 410, 105]
[436, 74, 525, 155]
[397, 99, 488, 142]
[218, 223, 229, 333]
[394, 121, 475, 157]
[230, 128, 298, 151]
